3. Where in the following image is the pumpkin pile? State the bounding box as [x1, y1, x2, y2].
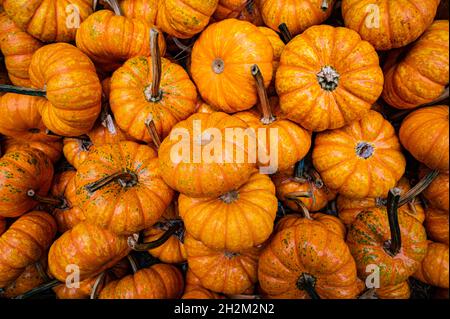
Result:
[0, 0, 448, 300]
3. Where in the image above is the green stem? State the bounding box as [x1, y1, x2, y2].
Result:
[297, 273, 321, 299]
[0, 84, 46, 97]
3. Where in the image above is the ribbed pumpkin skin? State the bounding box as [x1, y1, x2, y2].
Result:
[1, 258, 47, 298]
[3, 0, 93, 43]
[425, 208, 449, 246]
[182, 269, 223, 299]
[75, 10, 166, 72]
[313, 110, 405, 199]
[421, 168, 449, 212]
[382, 21, 449, 109]
[259, 220, 363, 299]
[179, 172, 277, 252]
[376, 281, 411, 299]
[29, 43, 102, 137]
[157, 0, 219, 39]
[110, 56, 197, 143]
[191, 19, 273, 112]
[88, 121, 129, 145]
[51, 171, 85, 233]
[185, 235, 260, 295]
[99, 264, 184, 299]
[214, 0, 247, 20]
[276, 25, 383, 132]
[120, 0, 158, 25]
[62, 138, 92, 170]
[399, 106, 449, 172]
[413, 242, 449, 289]
[257, 26, 285, 78]
[260, 0, 335, 36]
[0, 13, 42, 86]
[53, 276, 102, 299]
[342, 0, 440, 51]
[48, 222, 130, 282]
[158, 112, 257, 198]
[0, 148, 54, 218]
[347, 208, 427, 287]
[0, 211, 56, 288]
[238, 0, 264, 26]
[0, 94, 62, 163]
[275, 213, 346, 239]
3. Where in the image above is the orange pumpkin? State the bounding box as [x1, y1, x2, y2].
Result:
[413, 241, 449, 289]
[48, 222, 130, 282]
[185, 234, 260, 295]
[3, 0, 93, 43]
[213, 0, 248, 20]
[62, 138, 92, 170]
[276, 213, 346, 239]
[425, 208, 449, 246]
[0, 211, 56, 288]
[182, 269, 223, 299]
[0, 148, 53, 218]
[195, 98, 217, 114]
[342, 0, 440, 51]
[0, 93, 62, 163]
[421, 168, 449, 212]
[382, 21, 449, 109]
[179, 171, 277, 251]
[53, 275, 107, 300]
[313, 110, 405, 199]
[399, 106, 449, 172]
[260, 0, 335, 37]
[376, 281, 411, 299]
[191, 19, 273, 112]
[75, 141, 174, 235]
[158, 112, 257, 198]
[99, 263, 184, 299]
[237, 0, 264, 26]
[276, 25, 383, 131]
[257, 27, 285, 79]
[0, 13, 43, 86]
[120, 0, 158, 25]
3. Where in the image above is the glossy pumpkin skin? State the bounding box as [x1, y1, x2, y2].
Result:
[0, 148, 54, 218]
[276, 25, 383, 131]
[276, 213, 346, 239]
[51, 171, 85, 233]
[376, 281, 411, 299]
[157, 0, 219, 39]
[120, 0, 158, 25]
[182, 269, 223, 299]
[29, 43, 102, 137]
[185, 235, 260, 295]
[0, 211, 56, 288]
[421, 169, 449, 212]
[425, 208, 449, 246]
[191, 19, 273, 112]
[3, 0, 93, 43]
[76, 10, 166, 72]
[75, 141, 174, 235]
[110, 55, 197, 143]
[99, 264, 184, 299]
[313, 110, 405, 199]
[342, 0, 440, 51]
[0, 13, 43, 86]
[337, 177, 426, 226]
[413, 242, 449, 289]
[347, 208, 428, 287]
[159, 112, 257, 198]
[399, 106, 449, 172]
[48, 222, 130, 282]
[88, 121, 129, 145]
[260, 0, 335, 37]
[382, 21, 449, 109]
[0, 94, 62, 163]
[179, 172, 277, 252]
[259, 219, 363, 299]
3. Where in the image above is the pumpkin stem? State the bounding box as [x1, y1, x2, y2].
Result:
[309, 168, 324, 188]
[92, 0, 98, 11]
[13, 279, 60, 299]
[297, 273, 321, 299]
[398, 170, 439, 206]
[355, 142, 374, 159]
[145, 28, 163, 102]
[317, 66, 340, 91]
[85, 171, 138, 193]
[0, 84, 46, 97]
[27, 189, 66, 208]
[251, 64, 275, 125]
[285, 193, 313, 220]
[35, 261, 51, 282]
[127, 221, 183, 251]
[145, 115, 162, 149]
[219, 190, 240, 204]
[89, 272, 106, 299]
[127, 255, 139, 273]
[384, 188, 402, 257]
[104, 0, 122, 15]
[294, 159, 306, 179]
[321, 0, 329, 11]
[212, 58, 225, 74]
[278, 23, 293, 44]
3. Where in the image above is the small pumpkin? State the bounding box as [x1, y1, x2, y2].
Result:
[195, 98, 217, 114]
[190, 19, 273, 112]
[376, 281, 411, 299]
[99, 263, 184, 299]
[62, 138, 92, 170]
[420, 167, 449, 212]
[0, 211, 56, 288]
[182, 269, 223, 299]
[425, 208, 449, 246]
[120, 0, 158, 25]
[276, 25, 383, 131]
[179, 171, 277, 252]
[0, 148, 53, 218]
[413, 241, 449, 289]
[237, 0, 264, 26]
[313, 110, 405, 199]
[213, 0, 247, 20]
[257, 27, 285, 80]
[399, 106, 449, 172]
[53, 274, 108, 300]
[342, 0, 440, 51]
[185, 234, 260, 295]
[0, 13, 43, 86]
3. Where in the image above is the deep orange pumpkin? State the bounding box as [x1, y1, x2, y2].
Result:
[120, 0, 158, 25]
[182, 269, 223, 299]
[376, 281, 411, 299]
[420, 167, 449, 212]
[413, 241, 449, 289]
[425, 208, 449, 246]
[275, 213, 346, 239]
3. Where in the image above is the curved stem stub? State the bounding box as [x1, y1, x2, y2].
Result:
[297, 273, 321, 299]
[384, 188, 402, 257]
[127, 221, 183, 251]
[278, 23, 293, 44]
